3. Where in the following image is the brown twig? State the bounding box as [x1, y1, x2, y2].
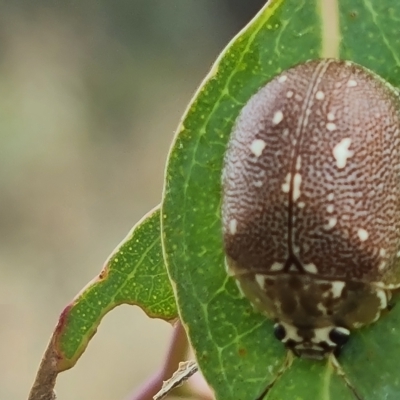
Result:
[27, 334, 59, 400]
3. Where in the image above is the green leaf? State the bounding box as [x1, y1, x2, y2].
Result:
[162, 0, 322, 398]
[340, 302, 400, 399]
[54, 206, 177, 371]
[339, 0, 400, 87]
[162, 0, 400, 399]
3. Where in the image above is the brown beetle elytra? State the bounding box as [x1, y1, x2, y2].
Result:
[222, 59, 400, 359]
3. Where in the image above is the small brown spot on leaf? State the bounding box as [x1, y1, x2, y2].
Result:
[98, 266, 110, 280]
[238, 348, 247, 357]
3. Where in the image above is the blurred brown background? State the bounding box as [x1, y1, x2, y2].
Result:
[0, 1, 265, 399]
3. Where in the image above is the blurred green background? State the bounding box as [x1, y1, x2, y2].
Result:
[0, 1, 265, 399]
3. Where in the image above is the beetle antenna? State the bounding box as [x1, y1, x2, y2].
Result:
[330, 354, 363, 400]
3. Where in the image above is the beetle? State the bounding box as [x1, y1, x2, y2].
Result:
[221, 58, 400, 360]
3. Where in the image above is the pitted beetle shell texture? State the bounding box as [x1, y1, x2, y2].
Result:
[222, 59, 400, 358]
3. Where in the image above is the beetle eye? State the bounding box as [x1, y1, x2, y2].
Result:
[273, 323, 286, 341]
[329, 327, 350, 347]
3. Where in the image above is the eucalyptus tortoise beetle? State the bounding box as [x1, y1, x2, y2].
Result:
[221, 58, 400, 360]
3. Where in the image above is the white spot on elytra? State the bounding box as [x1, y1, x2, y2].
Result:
[250, 139, 266, 157]
[253, 181, 263, 187]
[282, 173, 291, 193]
[357, 228, 369, 241]
[296, 156, 301, 170]
[331, 281, 345, 298]
[327, 205, 334, 213]
[278, 75, 287, 83]
[333, 138, 353, 168]
[255, 274, 265, 289]
[273, 110, 284, 125]
[324, 217, 337, 230]
[347, 79, 357, 87]
[304, 263, 318, 274]
[298, 202, 305, 208]
[397, 250, 400, 258]
[229, 219, 237, 235]
[329, 217, 337, 228]
[327, 193, 334, 201]
[293, 173, 302, 201]
[380, 248, 386, 257]
[286, 90, 293, 98]
[282, 128, 289, 136]
[315, 90, 325, 100]
[326, 122, 337, 131]
[327, 112, 335, 121]
[270, 262, 284, 271]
